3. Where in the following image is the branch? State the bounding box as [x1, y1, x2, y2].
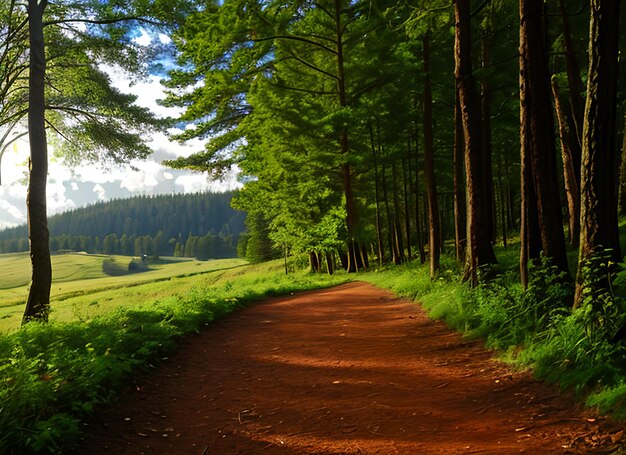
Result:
[44, 16, 163, 28]
[284, 50, 339, 82]
[254, 35, 337, 55]
[471, 0, 491, 17]
[267, 80, 336, 96]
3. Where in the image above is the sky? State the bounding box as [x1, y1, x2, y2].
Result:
[0, 30, 240, 231]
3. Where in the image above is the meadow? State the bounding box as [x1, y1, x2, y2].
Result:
[0, 252, 247, 331]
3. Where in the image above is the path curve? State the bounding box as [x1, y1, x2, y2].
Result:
[79, 282, 623, 454]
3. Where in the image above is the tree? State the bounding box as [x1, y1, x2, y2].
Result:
[574, 0, 621, 307]
[422, 30, 441, 278]
[518, 0, 569, 288]
[454, 0, 496, 285]
[16, 0, 178, 323]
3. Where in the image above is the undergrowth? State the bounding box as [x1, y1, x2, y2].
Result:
[0, 263, 348, 454]
[362, 250, 626, 420]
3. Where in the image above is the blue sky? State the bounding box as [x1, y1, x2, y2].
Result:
[0, 29, 240, 230]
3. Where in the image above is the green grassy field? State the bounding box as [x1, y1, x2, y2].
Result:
[0, 252, 248, 331]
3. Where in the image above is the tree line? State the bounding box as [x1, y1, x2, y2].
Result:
[2, 0, 626, 322]
[0, 192, 245, 258]
[164, 0, 625, 308]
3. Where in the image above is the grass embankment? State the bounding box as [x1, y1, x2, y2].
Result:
[360, 245, 626, 423]
[0, 256, 349, 453]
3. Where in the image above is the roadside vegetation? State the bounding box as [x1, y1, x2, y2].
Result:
[0, 255, 348, 453]
[3, 238, 626, 453]
[361, 243, 626, 422]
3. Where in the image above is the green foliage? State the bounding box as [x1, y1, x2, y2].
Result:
[362, 250, 626, 417]
[0, 192, 246, 258]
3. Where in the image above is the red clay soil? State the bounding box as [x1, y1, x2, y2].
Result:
[79, 282, 625, 454]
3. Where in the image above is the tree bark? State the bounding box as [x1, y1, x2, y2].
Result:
[423, 31, 441, 277]
[23, 0, 52, 324]
[551, 77, 580, 246]
[453, 95, 466, 263]
[413, 126, 426, 264]
[402, 154, 412, 261]
[333, 0, 361, 272]
[519, 0, 569, 280]
[481, 32, 496, 244]
[369, 122, 384, 266]
[558, 0, 585, 179]
[391, 159, 405, 264]
[619, 112, 626, 215]
[575, 0, 621, 307]
[454, 0, 496, 286]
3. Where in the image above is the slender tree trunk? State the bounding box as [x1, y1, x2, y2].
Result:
[334, 0, 360, 272]
[559, 0, 585, 177]
[423, 31, 440, 277]
[454, 0, 496, 286]
[619, 113, 626, 215]
[402, 155, 412, 261]
[392, 159, 405, 264]
[381, 161, 395, 263]
[575, 0, 621, 307]
[413, 126, 426, 264]
[23, 0, 51, 324]
[481, 31, 496, 244]
[519, 0, 569, 279]
[496, 147, 507, 248]
[551, 77, 580, 246]
[453, 95, 466, 263]
[369, 123, 384, 266]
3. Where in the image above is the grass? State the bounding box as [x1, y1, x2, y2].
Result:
[0, 253, 247, 331]
[0, 255, 349, 453]
[4, 241, 626, 453]
[361, 244, 626, 424]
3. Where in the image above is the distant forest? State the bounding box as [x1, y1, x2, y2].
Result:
[0, 192, 246, 259]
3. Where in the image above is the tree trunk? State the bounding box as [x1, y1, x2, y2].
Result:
[496, 147, 507, 248]
[558, 0, 585, 179]
[575, 0, 621, 307]
[454, 0, 496, 286]
[369, 123, 384, 266]
[519, 0, 569, 279]
[391, 159, 405, 264]
[334, 0, 360, 272]
[619, 113, 626, 215]
[453, 95, 466, 263]
[551, 77, 580, 246]
[413, 126, 426, 264]
[23, 0, 51, 324]
[402, 155, 412, 261]
[423, 31, 441, 277]
[481, 31, 496, 244]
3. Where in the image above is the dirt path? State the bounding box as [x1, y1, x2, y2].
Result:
[79, 282, 623, 454]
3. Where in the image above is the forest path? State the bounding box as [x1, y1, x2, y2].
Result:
[80, 282, 623, 454]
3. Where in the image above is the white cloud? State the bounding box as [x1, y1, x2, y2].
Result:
[158, 33, 172, 44]
[93, 184, 106, 201]
[47, 180, 77, 214]
[133, 28, 152, 46]
[0, 199, 26, 223]
[0, 56, 242, 231]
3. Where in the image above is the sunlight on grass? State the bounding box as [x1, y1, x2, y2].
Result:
[0, 253, 248, 331]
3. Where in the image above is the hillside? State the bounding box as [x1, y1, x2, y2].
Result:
[0, 192, 246, 259]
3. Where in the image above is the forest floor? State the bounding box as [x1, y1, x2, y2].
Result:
[79, 282, 625, 454]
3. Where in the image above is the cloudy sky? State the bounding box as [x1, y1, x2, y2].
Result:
[0, 30, 241, 230]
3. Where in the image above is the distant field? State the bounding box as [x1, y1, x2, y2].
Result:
[0, 252, 248, 331]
